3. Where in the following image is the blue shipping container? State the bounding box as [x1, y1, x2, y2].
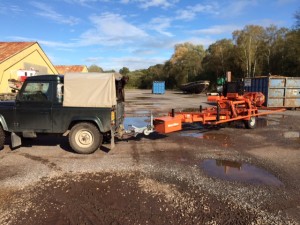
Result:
[152, 81, 165, 94]
[244, 76, 300, 108]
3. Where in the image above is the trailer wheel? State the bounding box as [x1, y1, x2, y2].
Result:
[244, 116, 256, 129]
[0, 126, 5, 149]
[69, 123, 102, 154]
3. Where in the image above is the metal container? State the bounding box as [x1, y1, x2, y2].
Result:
[244, 76, 300, 108]
[152, 81, 165, 94]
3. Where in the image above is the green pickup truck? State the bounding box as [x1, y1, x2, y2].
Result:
[0, 73, 126, 154]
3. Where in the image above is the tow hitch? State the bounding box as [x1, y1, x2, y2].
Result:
[125, 113, 154, 137]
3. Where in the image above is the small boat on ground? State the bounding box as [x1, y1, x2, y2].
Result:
[180, 80, 210, 94]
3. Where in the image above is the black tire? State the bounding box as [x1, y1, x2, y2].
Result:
[0, 126, 5, 149]
[244, 116, 256, 129]
[69, 123, 102, 154]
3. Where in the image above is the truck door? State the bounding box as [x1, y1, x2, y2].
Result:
[14, 81, 53, 132]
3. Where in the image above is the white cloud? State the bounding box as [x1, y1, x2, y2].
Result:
[176, 3, 219, 21]
[79, 13, 148, 46]
[30, 2, 80, 25]
[144, 36, 176, 49]
[176, 37, 216, 48]
[85, 56, 167, 70]
[192, 25, 241, 35]
[85, 57, 102, 63]
[0, 4, 23, 14]
[120, 0, 178, 9]
[64, 0, 97, 4]
[139, 0, 173, 9]
[147, 17, 173, 37]
[247, 18, 286, 27]
[176, 1, 259, 20]
[221, 0, 258, 17]
[63, 0, 110, 6]
[132, 49, 157, 55]
[9, 36, 75, 48]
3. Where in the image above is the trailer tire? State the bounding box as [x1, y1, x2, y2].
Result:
[69, 122, 102, 154]
[244, 116, 256, 129]
[0, 126, 5, 149]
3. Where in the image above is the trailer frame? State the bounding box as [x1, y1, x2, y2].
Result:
[154, 92, 285, 134]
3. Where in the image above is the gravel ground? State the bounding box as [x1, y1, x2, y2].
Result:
[0, 90, 299, 225]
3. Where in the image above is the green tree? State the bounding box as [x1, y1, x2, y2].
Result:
[281, 29, 300, 76]
[104, 69, 116, 73]
[163, 60, 177, 89]
[260, 25, 288, 75]
[88, 64, 103, 72]
[138, 69, 153, 89]
[203, 39, 235, 83]
[295, 9, 300, 29]
[282, 8, 300, 76]
[119, 67, 130, 76]
[126, 70, 144, 88]
[169, 42, 206, 86]
[147, 64, 164, 80]
[233, 25, 265, 77]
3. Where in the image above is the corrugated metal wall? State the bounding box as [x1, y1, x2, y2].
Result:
[244, 76, 300, 108]
[152, 81, 165, 94]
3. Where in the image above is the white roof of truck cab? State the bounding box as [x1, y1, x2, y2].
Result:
[63, 72, 122, 108]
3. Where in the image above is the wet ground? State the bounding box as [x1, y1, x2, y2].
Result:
[0, 90, 299, 225]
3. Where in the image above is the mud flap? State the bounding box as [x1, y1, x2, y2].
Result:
[11, 132, 22, 148]
[110, 128, 115, 149]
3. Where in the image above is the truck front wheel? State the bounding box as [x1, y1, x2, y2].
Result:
[69, 123, 102, 154]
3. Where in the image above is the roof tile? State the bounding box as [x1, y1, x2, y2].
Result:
[0, 42, 36, 63]
[55, 65, 87, 74]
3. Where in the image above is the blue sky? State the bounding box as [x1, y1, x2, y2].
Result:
[1, 0, 299, 71]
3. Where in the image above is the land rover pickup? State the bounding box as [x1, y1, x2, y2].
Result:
[0, 73, 126, 154]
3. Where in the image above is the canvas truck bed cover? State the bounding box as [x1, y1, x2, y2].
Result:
[63, 72, 121, 107]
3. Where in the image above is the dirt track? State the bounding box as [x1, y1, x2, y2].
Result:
[0, 90, 299, 225]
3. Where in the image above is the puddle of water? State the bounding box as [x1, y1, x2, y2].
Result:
[180, 132, 231, 147]
[136, 110, 151, 114]
[134, 102, 155, 106]
[125, 110, 154, 117]
[256, 118, 268, 128]
[180, 131, 228, 139]
[135, 96, 153, 100]
[200, 159, 283, 186]
[124, 116, 150, 128]
[267, 114, 286, 119]
[127, 102, 162, 107]
[181, 132, 204, 139]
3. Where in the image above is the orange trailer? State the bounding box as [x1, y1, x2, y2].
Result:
[154, 92, 284, 134]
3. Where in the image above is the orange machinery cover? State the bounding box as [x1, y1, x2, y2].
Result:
[154, 116, 182, 134]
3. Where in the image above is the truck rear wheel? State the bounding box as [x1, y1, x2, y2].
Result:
[69, 123, 102, 154]
[0, 126, 5, 149]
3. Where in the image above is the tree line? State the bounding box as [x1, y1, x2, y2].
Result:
[90, 11, 300, 89]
